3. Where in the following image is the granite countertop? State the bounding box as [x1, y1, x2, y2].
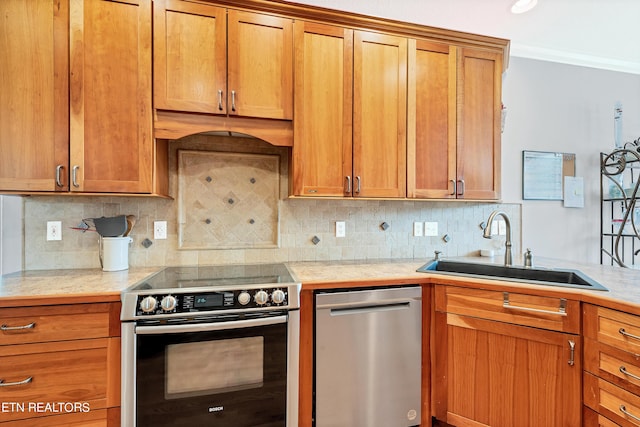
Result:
[1, 257, 639, 314]
[0, 267, 161, 306]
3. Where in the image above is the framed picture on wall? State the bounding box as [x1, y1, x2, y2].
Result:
[522, 150, 576, 200]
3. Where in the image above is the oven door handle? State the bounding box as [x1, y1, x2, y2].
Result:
[134, 315, 287, 335]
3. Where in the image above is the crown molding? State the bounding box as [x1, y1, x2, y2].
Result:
[510, 43, 640, 75]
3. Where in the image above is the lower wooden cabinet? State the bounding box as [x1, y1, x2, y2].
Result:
[434, 285, 581, 426]
[584, 304, 640, 427]
[0, 302, 120, 426]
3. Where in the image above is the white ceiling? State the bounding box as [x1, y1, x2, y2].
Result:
[289, 0, 640, 75]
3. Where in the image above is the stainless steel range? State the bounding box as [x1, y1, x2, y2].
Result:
[120, 263, 300, 427]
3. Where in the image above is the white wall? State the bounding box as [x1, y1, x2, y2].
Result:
[0, 196, 23, 275]
[501, 57, 640, 263]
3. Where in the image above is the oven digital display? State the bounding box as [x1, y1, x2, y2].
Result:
[194, 294, 224, 308]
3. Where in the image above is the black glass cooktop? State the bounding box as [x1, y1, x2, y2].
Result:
[129, 263, 296, 292]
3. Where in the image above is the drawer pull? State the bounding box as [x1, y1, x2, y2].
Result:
[502, 293, 567, 316]
[0, 377, 32, 387]
[1, 322, 36, 331]
[620, 366, 640, 382]
[620, 405, 640, 424]
[619, 328, 640, 342]
[568, 340, 575, 366]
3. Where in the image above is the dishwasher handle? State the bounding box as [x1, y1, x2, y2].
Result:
[325, 301, 413, 316]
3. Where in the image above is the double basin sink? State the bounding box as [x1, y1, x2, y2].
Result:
[417, 259, 608, 291]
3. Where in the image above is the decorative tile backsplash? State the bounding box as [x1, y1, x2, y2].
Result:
[178, 150, 280, 249]
[22, 134, 521, 270]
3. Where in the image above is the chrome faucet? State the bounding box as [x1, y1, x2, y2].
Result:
[482, 210, 512, 267]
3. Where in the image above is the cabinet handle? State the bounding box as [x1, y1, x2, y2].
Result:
[345, 176, 352, 194]
[457, 179, 465, 196]
[0, 377, 32, 387]
[620, 366, 640, 382]
[1, 322, 36, 331]
[502, 292, 567, 316]
[620, 405, 640, 424]
[568, 340, 575, 366]
[217, 89, 223, 111]
[619, 328, 640, 342]
[355, 176, 361, 194]
[55, 165, 64, 187]
[450, 179, 457, 196]
[72, 165, 80, 188]
[231, 90, 236, 112]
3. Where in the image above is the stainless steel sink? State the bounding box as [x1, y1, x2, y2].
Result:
[417, 259, 608, 291]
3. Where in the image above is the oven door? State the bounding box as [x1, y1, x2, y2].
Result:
[129, 313, 290, 427]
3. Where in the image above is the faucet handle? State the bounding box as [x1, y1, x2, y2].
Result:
[434, 250, 442, 260]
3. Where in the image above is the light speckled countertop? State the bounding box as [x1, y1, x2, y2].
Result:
[1, 257, 639, 314]
[0, 267, 161, 306]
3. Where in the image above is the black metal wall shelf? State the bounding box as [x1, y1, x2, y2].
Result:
[600, 149, 640, 267]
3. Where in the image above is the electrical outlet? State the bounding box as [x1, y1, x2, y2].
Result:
[424, 222, 438, 237]
[335, 221, 346, 238]
[154, 221, 168, 240]
[413, 222, 424, 237]
[47, 221, 62, 241]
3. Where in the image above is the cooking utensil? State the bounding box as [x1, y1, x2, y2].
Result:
[92, 215, 128, 237]
[124, 215, 137, 237]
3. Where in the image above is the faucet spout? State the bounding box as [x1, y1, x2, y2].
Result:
[483, 210, 513, 267]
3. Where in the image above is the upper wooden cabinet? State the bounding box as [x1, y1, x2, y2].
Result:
[292, 26, 407, 198]
[456, 47, 502, 200]
[407, 40, 456, 199]
[408, 43, 502, 200]
[292, 22, 353, 197]
[0, 0, 69, 192]
[353, 31, 407, 198]
[0, 0, 160, 195]
[70, 0, 153, 193]
[153, 0, 293, 120]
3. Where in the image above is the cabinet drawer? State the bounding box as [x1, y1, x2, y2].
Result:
[0, 338, 119, 423]
[585, 305, 640, 355]
[584, 406, 623, 427]
[434, 285, 580, 333]
[585, 372, 640, 426]
[0, 303, 115, 346]
[585, 337, 640, 396]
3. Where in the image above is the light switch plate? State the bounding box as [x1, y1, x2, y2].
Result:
[413, 222, 424, 237]
[335, 221, 346, 238]
[46, 221, 62, 241]
[424, 222, 438, 237]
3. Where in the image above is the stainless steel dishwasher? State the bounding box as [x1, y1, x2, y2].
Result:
[315, 286, 422, 427]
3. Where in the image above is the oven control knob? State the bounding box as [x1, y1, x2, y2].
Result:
[272, 289, 286, 304]
[238, 291, 251, 306]
[140, 296, 157, 313]
[254, 290, 269, 305]
[160, 295, 177, 312]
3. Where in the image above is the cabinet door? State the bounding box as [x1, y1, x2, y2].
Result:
[435, 312, 581, 427]
[353, 31, 407, 198]
[456, 47, 502, 199]
[228, 10, 293, 120]
[153, 0, 226, 114]
[0, 0, 69, 192]
[407, 40, 456, 199]
[292, 22, 353, 197]
[70, 0, 153, 193]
